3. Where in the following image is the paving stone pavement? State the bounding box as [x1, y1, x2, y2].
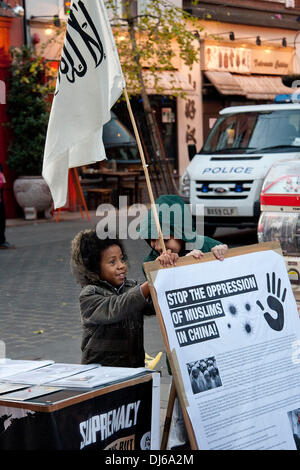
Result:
[1, 211, 171, 441]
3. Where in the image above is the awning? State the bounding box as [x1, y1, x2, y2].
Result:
[205, 71, 297, 100]
[205, 71, 244, 95]
[128, 71, 195, 95]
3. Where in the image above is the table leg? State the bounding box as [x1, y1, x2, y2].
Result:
[135, 176, 139, 204]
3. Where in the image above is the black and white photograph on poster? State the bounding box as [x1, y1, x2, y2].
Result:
[287, 408, 300, 450]
[148, 245, 300, 449]
[187, 357, 222, 394]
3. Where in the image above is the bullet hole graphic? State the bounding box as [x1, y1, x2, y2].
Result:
[243, 322, 253, 335]
[226, 301, 256, 337]
[256, 272, 286, 331]
[229, 304, 237, 316]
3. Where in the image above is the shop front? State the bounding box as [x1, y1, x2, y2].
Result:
[202, 40, 296, 141]
[0, 4, 24, 218]
[0, 13, 15, 218]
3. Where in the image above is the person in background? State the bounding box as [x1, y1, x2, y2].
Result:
[203, 369, 216, 390]
[0, 164, 15, 249]
[210, 366, 222, 387]
[139, 194, 228, 373]
[139, 194, 228, 449]
[190, 365, 207, 394]
[139, 194, 228, 267]
[290, 408, 300, 450]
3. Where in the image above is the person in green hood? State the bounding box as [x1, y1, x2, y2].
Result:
[139, 195, 227, 449]
[139, 194, 228, 267]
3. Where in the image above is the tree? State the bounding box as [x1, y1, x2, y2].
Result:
[105, 0, 202, 194]
[5, 46, 54, 175]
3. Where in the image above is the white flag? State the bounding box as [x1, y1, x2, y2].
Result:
[42, 0, 125, 208]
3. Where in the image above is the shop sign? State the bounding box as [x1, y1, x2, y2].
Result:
[162, 107, 175, 123]
[251, 48, 291, 75]
[204, 44, 293, 76]
[204, 45, 251, 73]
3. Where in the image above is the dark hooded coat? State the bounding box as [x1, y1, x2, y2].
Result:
[71, 236, 154, 368]
[139, 194, 223, 375]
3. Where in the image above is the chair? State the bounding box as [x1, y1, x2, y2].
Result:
[85, 188, 113, 209]
[120, 171, 144, 204]
[120, 181, 143, 204]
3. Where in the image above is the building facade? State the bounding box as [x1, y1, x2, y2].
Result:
[104, 0, 300, 176]
[178, 0, 300, 175]
[2, 0, 300, 217]
[0, 1, 24, 217]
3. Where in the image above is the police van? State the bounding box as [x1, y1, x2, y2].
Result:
[180, 100, 300, 236]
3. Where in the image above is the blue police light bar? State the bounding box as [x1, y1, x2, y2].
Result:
[274, 94, 300, 103]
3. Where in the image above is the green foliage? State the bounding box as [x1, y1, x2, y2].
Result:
[5, 46, 53, 175]
[105, 0, 202, 97]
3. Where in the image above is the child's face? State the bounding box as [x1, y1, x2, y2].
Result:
[150, 236, 183, 255]
[99, 245, 127, 287]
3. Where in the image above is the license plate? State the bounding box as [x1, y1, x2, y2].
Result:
[205, 207, 238, 216]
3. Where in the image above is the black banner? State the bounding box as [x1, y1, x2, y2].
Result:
[166, 275, 258, 307]
[0, 380, 153, 450]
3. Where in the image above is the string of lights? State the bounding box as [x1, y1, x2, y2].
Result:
[194, 31, 289, 48]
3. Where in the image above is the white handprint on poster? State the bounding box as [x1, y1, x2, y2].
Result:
[149, 245, 300, 450]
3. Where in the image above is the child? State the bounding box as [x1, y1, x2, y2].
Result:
[70, 229, 155, 368]
[139, 194, 228, 267]
[139, 194, 228, 449]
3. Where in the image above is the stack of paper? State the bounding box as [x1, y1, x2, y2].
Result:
[1, 385, 64, 401]
[47, 367, 149, 389]
[0, 359, 54, 380]
[0, 383, 28, 395]
[1, 363, 100, 385]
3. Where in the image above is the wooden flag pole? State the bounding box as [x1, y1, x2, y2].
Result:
[124, 87, 166, 252]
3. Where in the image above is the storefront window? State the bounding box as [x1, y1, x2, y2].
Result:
[201, 110, 300, 154]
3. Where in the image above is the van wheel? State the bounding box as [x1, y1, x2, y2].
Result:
[204, 226, 216, 237]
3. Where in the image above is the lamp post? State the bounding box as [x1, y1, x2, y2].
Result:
[293, 30, 300, 75]
[22, 0, 27, 45]
[193, 31, 204, 151]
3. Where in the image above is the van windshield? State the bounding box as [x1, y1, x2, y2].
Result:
[201, 110, 300, 154]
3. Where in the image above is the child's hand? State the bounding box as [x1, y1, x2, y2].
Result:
[157, 249, 179, 267]
[185, 249, 204, 259]
[211, 244, 228, 261]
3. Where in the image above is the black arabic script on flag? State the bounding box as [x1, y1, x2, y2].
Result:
[56, 0, 105, 94]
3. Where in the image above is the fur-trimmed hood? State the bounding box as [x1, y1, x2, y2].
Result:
[70, 229, 102, 287]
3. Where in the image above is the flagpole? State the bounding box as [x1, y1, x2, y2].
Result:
[123, 87, 166, 253]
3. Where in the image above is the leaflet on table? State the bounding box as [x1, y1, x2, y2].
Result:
[0, 383, 28, 394]
[47, 367, 149, 388]
[153, 249, 300, 450]
[1, 385, 63, 401]
[0, 359, 54, 380]
[1, 363, 100, 385]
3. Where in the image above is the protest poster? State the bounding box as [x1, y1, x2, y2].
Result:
[144, 241, 300, 450]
